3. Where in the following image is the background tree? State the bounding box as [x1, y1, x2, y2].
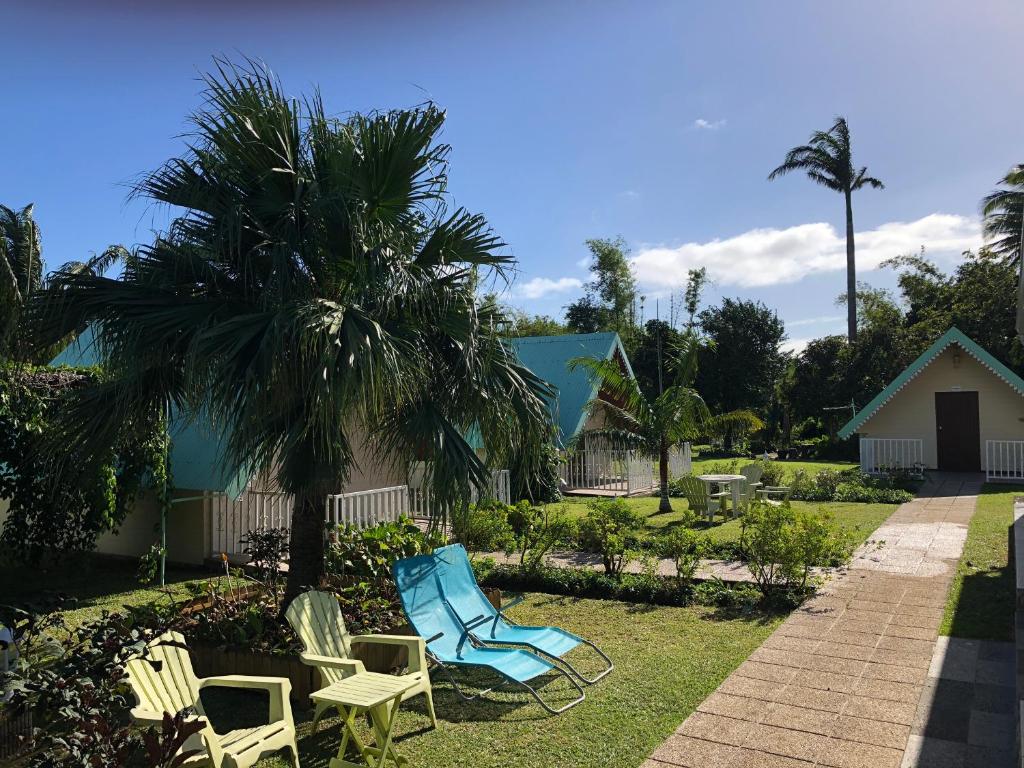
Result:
[0, 204, 42, 362]
[30, 61, 552, 605]
[981, 165, 1024, 264]
[506, 310, 568, 338]
[571, 335, 709, 513]
[696, 298, 785, 448]
[565, 237, 637, 338]
[769, 116, 884, 342]
[629, 319, 684, 400]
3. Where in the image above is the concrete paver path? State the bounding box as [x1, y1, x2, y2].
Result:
[644, 474, 993, 768]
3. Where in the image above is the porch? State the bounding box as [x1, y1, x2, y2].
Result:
[559, 436, 690, 497]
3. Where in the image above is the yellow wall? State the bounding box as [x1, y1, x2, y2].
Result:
[858, 344, 1024, 469]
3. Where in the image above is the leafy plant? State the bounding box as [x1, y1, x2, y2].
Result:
[577, 498, 645, 576]
[506, 502, 574, 570]
[240, 527, 289, 593]
[658, 526, 710, 584]
[450, 500, 514, 552]
[325, 517, 443, 581]
[740, 501, 852, 596]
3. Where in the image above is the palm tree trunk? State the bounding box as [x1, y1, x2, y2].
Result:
[845, 189, 857, 343]
[283, 485, 328, 608]
[658, 439, 672, 513]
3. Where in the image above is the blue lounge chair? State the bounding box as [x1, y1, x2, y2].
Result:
[433, 544, 613, 684]
[393, 553, 585, 714]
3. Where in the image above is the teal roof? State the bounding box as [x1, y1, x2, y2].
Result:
[838, 327, 1024, 439]
[51, 330, 249, 497]
[510, 332, 634, 445]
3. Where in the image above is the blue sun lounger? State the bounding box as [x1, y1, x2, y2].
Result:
[433, 544, 613, 684]
[393, 552, 584, 714]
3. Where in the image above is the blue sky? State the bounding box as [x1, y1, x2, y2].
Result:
[4, 1, 1022, 351]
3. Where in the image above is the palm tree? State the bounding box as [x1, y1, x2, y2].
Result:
[29, 60, 552, 604]
[981, 164, 1024, 263]
[0, 204, 42, 361]
[769, 117, 883, 342]
[570, 335, 709, 513]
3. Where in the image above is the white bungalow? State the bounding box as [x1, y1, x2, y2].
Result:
[838, 327, 1024, 479]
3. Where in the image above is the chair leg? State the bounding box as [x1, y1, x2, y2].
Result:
[423, 687, 438, 729]
[310, 700, 332, 734]
[288, 744, 301, 768]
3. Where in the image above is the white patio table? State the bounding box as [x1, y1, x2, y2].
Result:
[696, 473, 746, 518]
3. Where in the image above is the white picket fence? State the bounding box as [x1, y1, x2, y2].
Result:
[986, 440, 1024, 481]
[668, 443, 692, 478]
[859, 437, 924, 475]
[408, 469, 512, 519]
[325, 485, 409, 528]
[559, 434, 667, 495]
[208, 471, 510, 557]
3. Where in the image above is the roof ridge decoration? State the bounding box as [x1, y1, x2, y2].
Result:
[837, 326, 1024, 439]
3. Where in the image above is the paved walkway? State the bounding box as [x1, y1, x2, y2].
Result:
[644, 474, 1001, 768]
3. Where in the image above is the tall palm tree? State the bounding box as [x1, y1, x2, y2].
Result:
[570, 335, 709, 513]
[29, 60, 552, 604]
[0, 204, 42, 361]
[981, 164, 1024, 263]
[769, 117, 884, 342]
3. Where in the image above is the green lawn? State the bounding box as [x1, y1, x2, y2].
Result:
[226, 594, 782, 768]
[556, 495, 895, 554]
[940, 483, 1019, 641]
[690, 457, 857, 478]
[0, 554, 222, 627]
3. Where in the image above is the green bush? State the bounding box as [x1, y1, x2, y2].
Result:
[451, 499, 515, 552]
[658, 526, 710, 583]
[740, 502, 852, 596]
[789, 467, 914, 504]
[325, 516, 444, 580]
[578, 498, 646, 575]
[506, 501, 575, 570]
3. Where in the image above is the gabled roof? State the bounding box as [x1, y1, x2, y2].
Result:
[509, 332, 634, 445]
[50, 329, 250, 497]
[838, 327, 1024, 439]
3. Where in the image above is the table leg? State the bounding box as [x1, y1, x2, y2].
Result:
[365, 693, 407, 768]
[731, 482, 741, 518]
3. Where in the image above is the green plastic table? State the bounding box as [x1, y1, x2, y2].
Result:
[310, 672, 418, 768]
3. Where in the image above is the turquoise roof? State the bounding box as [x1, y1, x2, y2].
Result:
[509, 332, 634, 445]
[51, 330, 249, 497]
[838, 327, 1024, 439]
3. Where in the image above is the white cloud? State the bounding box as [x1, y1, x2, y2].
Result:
[782, 338, 813, 354]
[787, 314, 845, 328]
[693, 118, 726, 130]
[619, 190, 641, 200]
[514, 276, 584, 300]
[630, 213, 981, 291]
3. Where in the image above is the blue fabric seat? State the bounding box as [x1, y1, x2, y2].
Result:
[432, 544, 613, 683]
[393, 552, 585, 714]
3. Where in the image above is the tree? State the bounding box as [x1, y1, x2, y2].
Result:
[696, 298, 786, 445]
[29, 61, 552, 605]
[629, 320, 684, 400]
[507, 311, 568, 338]
[0, 204, 42, 361]
[769, 117, 884, 342]
[981, 165, 1024, 264]
[570, 335, 709, 513]
[565, 237, 637, 337]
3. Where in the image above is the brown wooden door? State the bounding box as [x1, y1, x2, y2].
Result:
[935, 391, 981, 471]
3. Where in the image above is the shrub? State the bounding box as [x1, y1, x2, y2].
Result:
[755, 459, 788, 487]
[788, 468, 914, 504]
[658, 526, 710, 583]
[240, 526, 289, 592]
[450, 499, 515, 552]
[506, 501, 574, 570]
[325, 516, 443, 580]
[740, 501, 852, 596]
[577, 498, 645, 575]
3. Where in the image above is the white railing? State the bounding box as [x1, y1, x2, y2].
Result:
[408, 469, 512, 519]
[627, 454, 655, 495]
[668, 443, 692, 478]
[560, 447, 630, 493]
[859, 437, 924, 475]
[208, 489, 294, 558]
[986, 440, 1024, 481]
[325, 485, 409, 528]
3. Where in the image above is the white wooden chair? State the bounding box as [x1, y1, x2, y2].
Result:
[125, 631, 299, 768]
[285, 590, 437, 732]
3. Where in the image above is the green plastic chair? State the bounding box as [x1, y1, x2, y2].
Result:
[286, 590, 437, 732]
[677, 475, 729, 522]
[740, 464, 764, 492]
[125, 631, 299, 768]
[756, 485, 793, 506]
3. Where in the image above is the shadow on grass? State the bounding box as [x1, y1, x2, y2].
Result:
[944, 561, 1014, 641]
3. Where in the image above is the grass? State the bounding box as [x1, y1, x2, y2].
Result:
[555, 495, 895, 554]
[207, 594, 783, 768]
[940, 483, 1019, 641]
[0, 554, 222, 627]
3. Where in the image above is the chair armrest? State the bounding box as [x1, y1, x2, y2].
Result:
[756, 486, 791, 497]
[499, 595, 525, 613]
[199, 675, 293, 724]
[351, 635, 428, 674]
[299, 652, 366, 675]
[130, 706, 169, 727]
